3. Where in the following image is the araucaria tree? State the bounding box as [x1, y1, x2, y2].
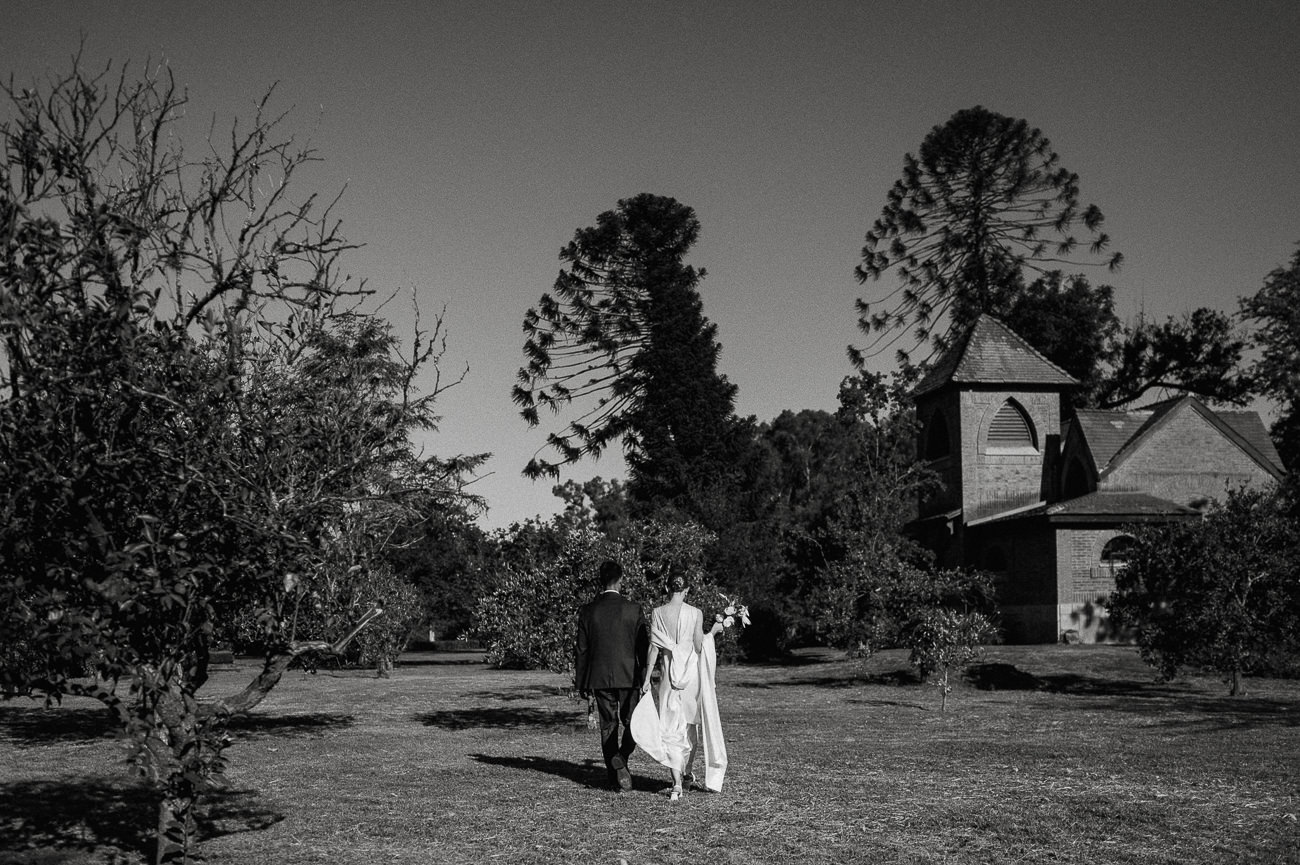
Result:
[853, 106, 1249, 411]
[515, 193, 743, 514]
[0, 60, 480, 862]
[853, 106, 1121, 365]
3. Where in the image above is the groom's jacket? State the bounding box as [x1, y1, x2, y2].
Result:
[575, 591, 648, 692]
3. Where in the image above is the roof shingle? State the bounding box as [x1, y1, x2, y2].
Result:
[914, 315, 1078, 396]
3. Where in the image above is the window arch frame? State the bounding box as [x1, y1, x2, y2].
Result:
[985, 398, 1038, 452]
[1100, 534, 1136, 575]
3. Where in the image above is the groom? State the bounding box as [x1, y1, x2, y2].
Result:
[575, 560, 649, 792]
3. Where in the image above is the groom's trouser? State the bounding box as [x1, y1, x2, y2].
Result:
[594, 687, 639, 780]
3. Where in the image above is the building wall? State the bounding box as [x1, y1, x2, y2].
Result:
[1056, 526, 1130, 643]
[960, 388, 1060, 521]
[967, 520, 1058, 644]
[1105, 408, 1277, 507]
[917, 392, 962, 518]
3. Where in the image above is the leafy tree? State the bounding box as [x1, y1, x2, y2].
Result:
[906, 607, 997, 713]
[801, 371, 976, 650]
[1000, 271, 1121, 402]
[1000, 274, 1249, 409]
[515, 193, 745, 516]
[853, 106, 1121, 365]
[1095, 307, 1250, 409]
[552, 476, 632, 538]
[388, 504, 491, 642]
[0, 60, 480, 862]
[1241, 246, 1300, 471]
[471, 519, 728, 675]
[1107, 487, 1300, 695]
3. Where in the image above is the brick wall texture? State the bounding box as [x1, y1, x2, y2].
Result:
[1103, 407, 1276, 505]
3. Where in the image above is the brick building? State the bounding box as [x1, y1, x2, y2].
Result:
[910, 315, 1286, 643]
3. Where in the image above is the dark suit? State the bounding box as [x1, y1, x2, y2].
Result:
[575, 590, 649, 785]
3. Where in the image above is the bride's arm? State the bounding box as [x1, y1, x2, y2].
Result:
[641, 645, 659, 693]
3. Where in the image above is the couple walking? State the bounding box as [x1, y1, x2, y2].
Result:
[574, 560, 727, 800]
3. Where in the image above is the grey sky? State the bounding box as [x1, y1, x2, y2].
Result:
[5, 1, 1297, 528]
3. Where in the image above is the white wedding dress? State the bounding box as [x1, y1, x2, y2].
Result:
[630, 602, 728, 792]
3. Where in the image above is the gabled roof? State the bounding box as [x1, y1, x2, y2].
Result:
[1215, 410, 1286, 474]
[1071, 409, 1154, 472]
[1100, 396, 1286, 482]
[914, 315, 1079, 397]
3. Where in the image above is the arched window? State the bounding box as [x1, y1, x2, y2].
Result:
[987, 399, 1037, 450]
[1101, 535, 1135, 573]
[924, 410, 951, 459]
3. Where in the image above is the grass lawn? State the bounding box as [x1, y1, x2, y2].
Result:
[1, 645, 1298, 864]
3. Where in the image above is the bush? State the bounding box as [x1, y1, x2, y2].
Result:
[906, 608, 998, 712]
[815, 557, 998, 656]
[1107, 486, 1300, 695]
[472, 519, 735, 677]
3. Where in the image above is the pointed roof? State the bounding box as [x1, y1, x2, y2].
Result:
[1072, 408, 1154, 472]
[1077, 396, 1286, 481]
[914, 315, 1079, 397]
[1214, 410, 1286, 473]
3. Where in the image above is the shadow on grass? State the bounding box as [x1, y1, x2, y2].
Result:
[464, 684, 574, 702]
[845, 698, 928, 710]
[0, 778, 281, 859]
[469, 754, 610, 790]
[0, 704, 118, 745]
[963, 663, 1190, 698]
[225, 712, 355, 739]
[735, 669, 921, 690]
[963, 663, 1299, 729]
[417, 707, 581, 730]
[1086, 693, 1300, 730]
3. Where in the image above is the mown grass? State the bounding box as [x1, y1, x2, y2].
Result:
[1, 645, 1297, 864]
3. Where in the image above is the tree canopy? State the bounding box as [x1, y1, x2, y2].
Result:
[515, 193, 745, 514]
[1107, 487, 1300, 695]
[853, 106, 1121, 365]
[0, 59, 481, 862]
[1241, 245, 1300, 471]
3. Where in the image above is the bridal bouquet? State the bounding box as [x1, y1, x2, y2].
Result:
[713, 593, 751, 631]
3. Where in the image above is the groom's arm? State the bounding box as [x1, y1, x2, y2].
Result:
[574, 609, 590, 697]
[633, 608, 650, 685]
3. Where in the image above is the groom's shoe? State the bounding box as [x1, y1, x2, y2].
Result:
[611, 757, 632, 792]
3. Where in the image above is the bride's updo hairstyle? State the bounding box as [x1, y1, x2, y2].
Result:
[665, 571, 689, 595]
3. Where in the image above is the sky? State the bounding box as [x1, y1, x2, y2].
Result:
[5, 1, 1298, 529]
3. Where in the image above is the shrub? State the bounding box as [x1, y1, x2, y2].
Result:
[1107, 486, 1300, 695]
[906, 608, 998, 712]
[472, 519, 734, 677]
[816, 558, 998, 657]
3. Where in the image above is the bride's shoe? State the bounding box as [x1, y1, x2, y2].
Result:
[669, 784, 683, 802]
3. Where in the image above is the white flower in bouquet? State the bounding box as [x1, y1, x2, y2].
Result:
[716, 593, 749, 630]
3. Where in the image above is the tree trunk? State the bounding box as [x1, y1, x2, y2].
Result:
[201, 606, 385, 718]
[155, 787, 197, 865]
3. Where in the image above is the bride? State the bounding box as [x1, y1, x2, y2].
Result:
[631, 571, 726, 801]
